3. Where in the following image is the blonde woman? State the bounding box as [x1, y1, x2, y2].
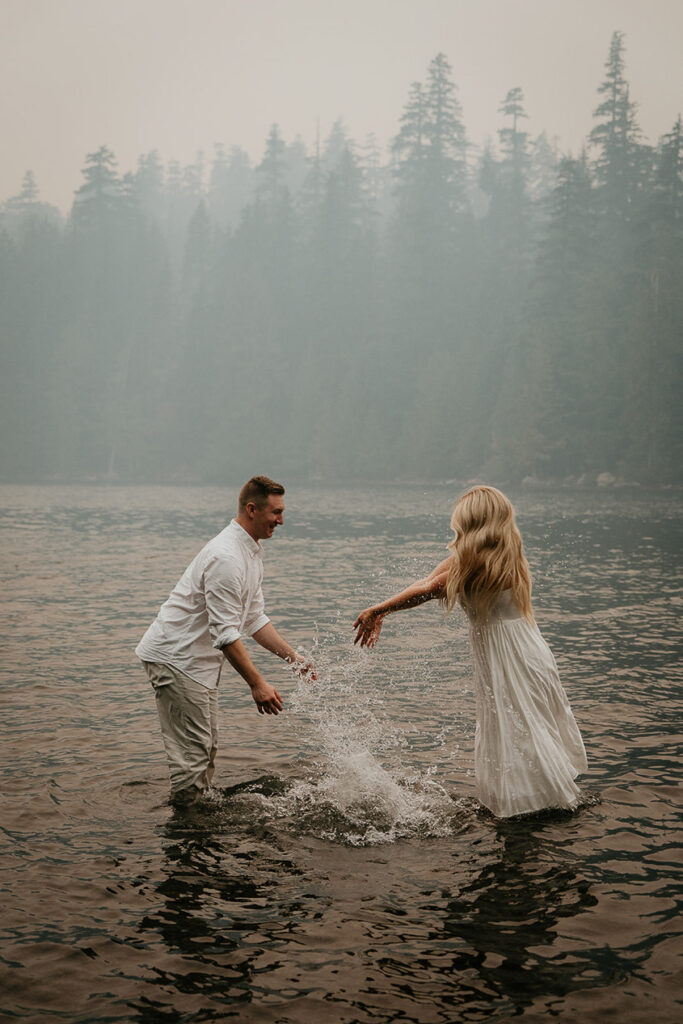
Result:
[353, 486, 587, 818]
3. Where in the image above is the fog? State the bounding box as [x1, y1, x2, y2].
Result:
[3, 0, 683, 213]
[1, 2, 681, 486]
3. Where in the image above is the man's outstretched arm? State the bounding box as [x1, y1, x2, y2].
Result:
[222, 638, 284, 715]
[251, 622, 317, 681]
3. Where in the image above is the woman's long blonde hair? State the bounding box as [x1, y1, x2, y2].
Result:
[445, 486, 533, 622]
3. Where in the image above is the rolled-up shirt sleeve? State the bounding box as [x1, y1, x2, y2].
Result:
[205, 552, 270, 649]
[205, 557, 245, 650]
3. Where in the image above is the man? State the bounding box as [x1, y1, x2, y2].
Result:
[136, 475, 314, 804]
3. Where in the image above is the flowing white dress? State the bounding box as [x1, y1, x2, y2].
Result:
[467, 590, 587, 818]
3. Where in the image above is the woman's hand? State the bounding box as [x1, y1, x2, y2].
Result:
[353, 608, 384, 648]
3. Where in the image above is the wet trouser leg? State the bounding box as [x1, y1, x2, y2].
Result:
[141, 661, 218, 801]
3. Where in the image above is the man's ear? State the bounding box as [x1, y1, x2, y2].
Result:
[246, 502, 257, 519]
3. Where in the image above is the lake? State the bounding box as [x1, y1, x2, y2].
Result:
[0, 483, 681, 1022]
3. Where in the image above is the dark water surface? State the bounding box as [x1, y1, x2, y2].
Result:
[1, 484, 681, 1023]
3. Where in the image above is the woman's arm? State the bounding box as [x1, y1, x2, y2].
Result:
[427, 555, 454, 579]
[353, 570, 448, 648]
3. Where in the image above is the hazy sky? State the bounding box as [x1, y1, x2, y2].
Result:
[2, 0, 682, 212]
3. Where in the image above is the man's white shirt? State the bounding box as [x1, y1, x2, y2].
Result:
[135, 519, 270, 688]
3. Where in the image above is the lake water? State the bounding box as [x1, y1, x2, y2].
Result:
[0, 483, 681, 1023]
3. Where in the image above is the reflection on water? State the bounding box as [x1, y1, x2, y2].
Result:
[438, 823, 601, 1015]
[0, 483, 681, 1022]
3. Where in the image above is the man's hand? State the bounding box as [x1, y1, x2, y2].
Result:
[290, 654, 317, 682]
[353, 608, 384, 648]
[222, 637, 284, 715]
[250, 679, 284, 715]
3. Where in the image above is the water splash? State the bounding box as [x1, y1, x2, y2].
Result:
[224, 643, 468, 845]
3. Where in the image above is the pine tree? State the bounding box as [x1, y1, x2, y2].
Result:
[391, 53, 470, 281]
[387, 55, 476, 476]
[320, 143, 375, 283]
[71, 145, 121, 231]
[284, 136, 309, 196]
[626, 116, 683, 479]
[540, 152, 594, 282]
[67, 146, 172, 479]
[392, 80, 428, 196]
[297, 122, 325, 245]
[582, 33, 655, 475]
[392, 55, 467, 220]
[1, 170, 61, 236]
[424, 53, 468, 208]
[133, 150, 165, 224]
[182, 151, 205, 201]
[654, 115, 683, 222]
[358, 133, 384, 208]
[527, 153, 596, 477]
[208, 144, 253, 228]
[322, 119, 350, 172]
[589, 31, 648, 226]
[256, 124, 288, 208]
[498, 88, 528, 159]
[493, 87, 532, 250]
[528, 132, 559, 207]
[16, 170, 39, 207]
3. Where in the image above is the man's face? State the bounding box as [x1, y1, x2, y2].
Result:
[250, 494, 285, 540]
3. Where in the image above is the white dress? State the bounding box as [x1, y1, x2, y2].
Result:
[468, 590, 587, 818]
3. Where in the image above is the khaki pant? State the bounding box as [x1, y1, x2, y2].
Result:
[141, 661, 218, 801]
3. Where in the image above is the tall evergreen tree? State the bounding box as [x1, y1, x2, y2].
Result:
[297, 123, 325, 245]
[528, 131, 559, 208]
[208, 144, 253, 228]
[654, 115, 683, 220]
[625, 115, 683, 479]
[491, 87, 532, 251]
[392, 81, 428, 194]
[284, 136, 309, 196]
[322, 119, 350, 172]
[256, 124, 288, 209]
[71, 145, 121, 231]
[71, 144, 122, 235]
[582, 33, 654, 473]
[14, 170, 39, 208]
[1, 170, 61, 234]
[391, 53, 470, 289]
[424, 52, 468, 209]
[525, 153, 596, 477]
[133, 150, 165, 224]
[589, 31, 648, 227]
[475, 90, 534, 421]
[392, 55, 468, 223]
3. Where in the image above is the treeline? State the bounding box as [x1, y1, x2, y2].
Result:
[1, 33, 681, 485]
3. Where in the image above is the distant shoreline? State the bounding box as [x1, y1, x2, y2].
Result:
[0, 475, 679, 492]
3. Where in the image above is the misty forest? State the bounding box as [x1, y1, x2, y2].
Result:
[1, 32, 681, 486]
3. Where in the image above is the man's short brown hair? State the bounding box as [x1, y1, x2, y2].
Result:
[238, 475, 285, 511]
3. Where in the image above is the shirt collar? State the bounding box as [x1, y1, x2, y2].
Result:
[229, 518, 263, 557]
